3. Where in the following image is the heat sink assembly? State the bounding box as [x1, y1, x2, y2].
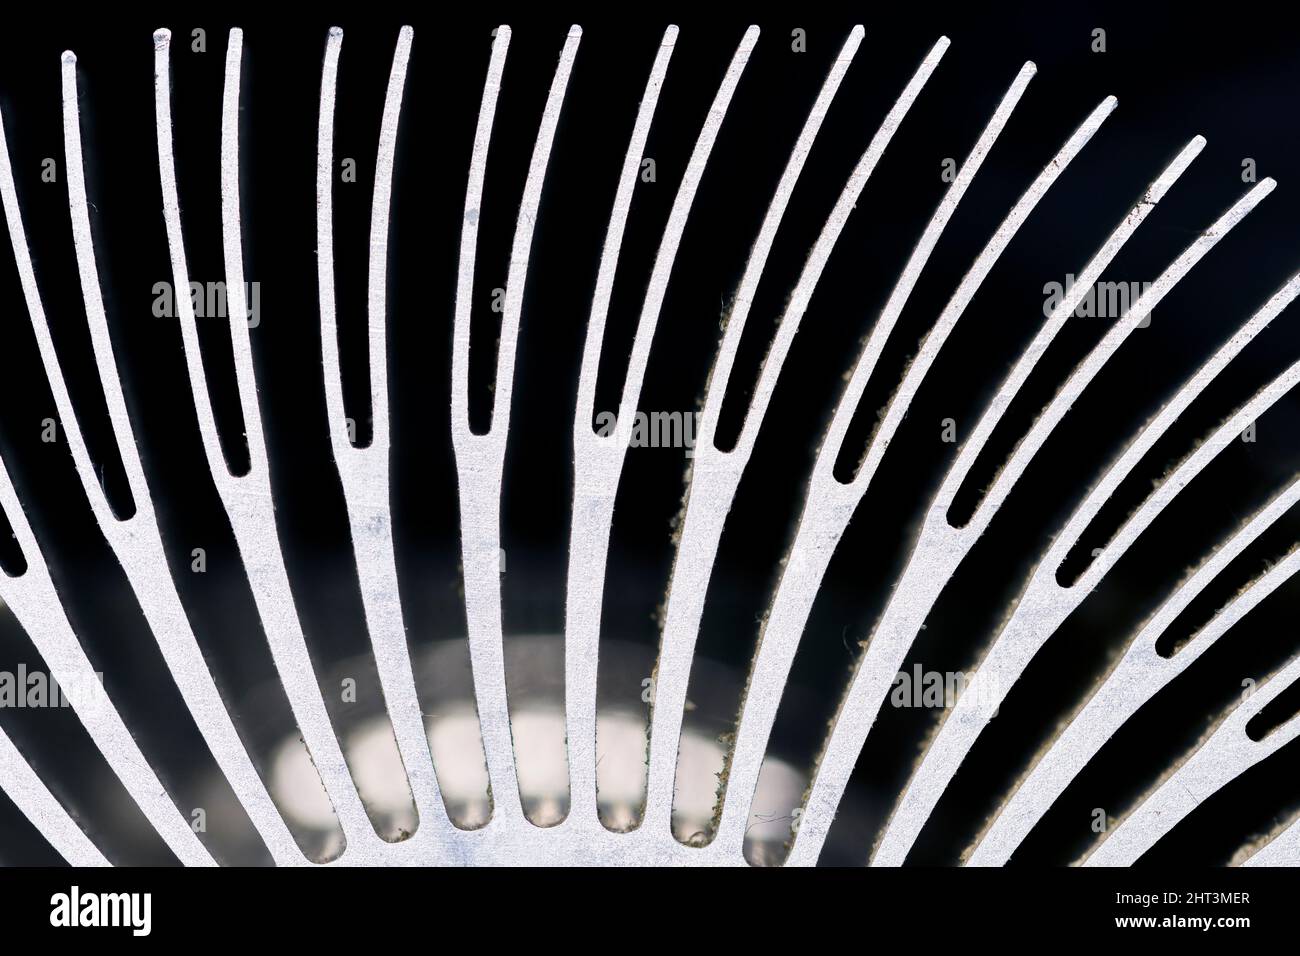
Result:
[0, 1, 1294, 939]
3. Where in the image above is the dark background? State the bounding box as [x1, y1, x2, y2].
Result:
[0, 0, 1296, 866]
